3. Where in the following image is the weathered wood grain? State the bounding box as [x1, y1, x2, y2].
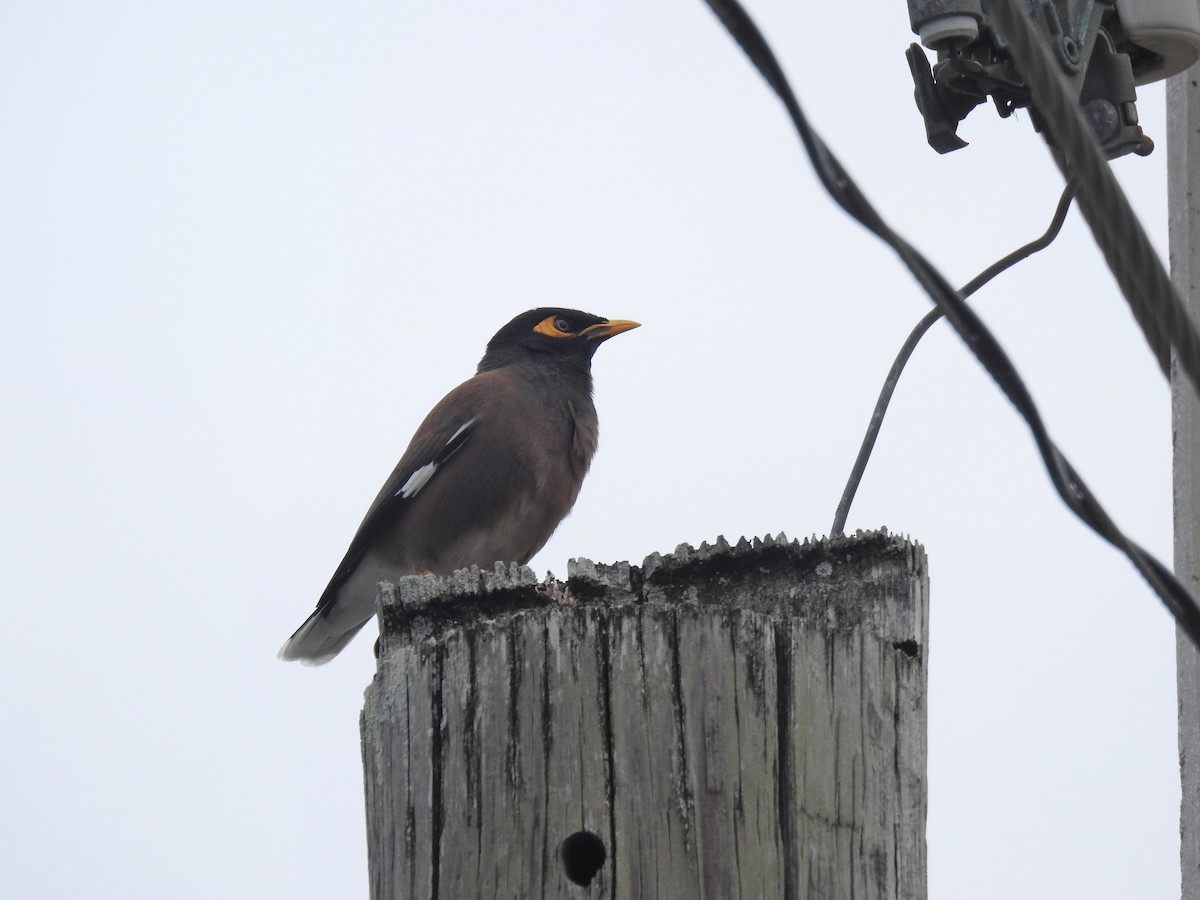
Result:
[362, 529, 928, 899]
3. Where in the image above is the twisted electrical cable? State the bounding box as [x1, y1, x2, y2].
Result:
[702, 0, 1200, 646]
[985, 0, 1200, 390]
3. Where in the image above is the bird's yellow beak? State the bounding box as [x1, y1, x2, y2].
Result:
[582, 319, 641, 341]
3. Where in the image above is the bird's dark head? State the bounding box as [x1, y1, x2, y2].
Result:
[478, 308, 640, 373]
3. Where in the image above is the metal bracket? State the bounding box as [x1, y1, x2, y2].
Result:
[905, 0, 1150, 159]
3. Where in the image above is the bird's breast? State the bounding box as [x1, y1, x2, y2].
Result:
[566, 397, 598, 473]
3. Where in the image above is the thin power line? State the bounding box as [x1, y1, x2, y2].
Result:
[831, 182, 1077, 536]
[701, 0, 1200, 647]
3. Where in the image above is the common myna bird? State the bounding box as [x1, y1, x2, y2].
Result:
[279, 308, 639, 665]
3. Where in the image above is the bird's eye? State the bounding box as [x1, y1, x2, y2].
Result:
[534, 314, 576, 339]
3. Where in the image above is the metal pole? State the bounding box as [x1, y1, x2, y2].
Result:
[1168, 65, 1200, 897]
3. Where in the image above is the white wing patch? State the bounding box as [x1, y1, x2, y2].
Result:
[445, 418, 476, 446]
[397, 462, 437, 499]
[394, 417, 477, 500]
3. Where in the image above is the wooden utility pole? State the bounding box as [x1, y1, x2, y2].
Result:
[360, 529, 928, 899]
[1169, 64, 1200, 898]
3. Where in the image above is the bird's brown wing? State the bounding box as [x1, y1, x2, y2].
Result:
[309, 379, 485, 615]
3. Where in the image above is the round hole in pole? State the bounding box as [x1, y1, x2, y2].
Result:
[559, 830, 606, 887]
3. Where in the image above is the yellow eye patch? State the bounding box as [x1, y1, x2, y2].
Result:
[533, 315, 576, 338]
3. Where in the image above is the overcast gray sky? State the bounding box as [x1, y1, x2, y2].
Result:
[0, 2, 1183, 897]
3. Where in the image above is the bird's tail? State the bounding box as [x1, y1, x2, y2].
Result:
[277, 604, 373, 666]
